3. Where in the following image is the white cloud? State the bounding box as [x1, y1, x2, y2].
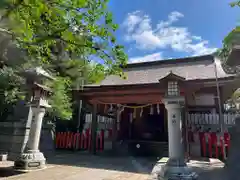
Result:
[122, 11, 217, 56]
[192, 36, 202, 41]
[123, 11, 143, 33]
[129, 52, 163, 63]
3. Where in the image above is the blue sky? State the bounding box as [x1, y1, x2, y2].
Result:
[108, 0, 240, 63]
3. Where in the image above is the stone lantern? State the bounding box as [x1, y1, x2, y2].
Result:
[150, 72, 198, 180]
[14, 67, 54, 170]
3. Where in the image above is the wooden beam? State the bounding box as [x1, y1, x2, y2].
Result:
[82, 88, 164, 96]
[89, 94, 163, 104]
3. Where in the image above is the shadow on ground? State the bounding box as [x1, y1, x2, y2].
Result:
[45, 150, 157, 175]
[0, 168, 25, 178]
[0, 152, 227, 180]
[45, 150, 229, 179]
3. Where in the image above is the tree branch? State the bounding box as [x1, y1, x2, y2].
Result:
[59, 37, 113, 60]
[18, 31, 114, 62]
[44, 0, 87, 12]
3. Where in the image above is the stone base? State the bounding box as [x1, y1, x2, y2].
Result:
[0, 153, 8, 161]
[150, 157, 198, 180]
[14, 150, 46, 170]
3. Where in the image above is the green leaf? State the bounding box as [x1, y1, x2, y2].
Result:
[105, 12, 113, 24]
[0, 0, 128, 120]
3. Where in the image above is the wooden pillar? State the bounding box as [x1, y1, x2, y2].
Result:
[184, 100, 190, 158]
[182, 105, 188, 159]
[219, 87, 225, 113]
[90, 103, 98, 154]
[112, 105, 123, 152]
[112, 109, 118, 152]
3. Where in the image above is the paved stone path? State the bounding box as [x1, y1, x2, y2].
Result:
[0, 153, 151, 180]
[0, 154, 225, 180]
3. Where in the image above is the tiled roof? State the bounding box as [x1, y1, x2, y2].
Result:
[92, 55, 235, 86]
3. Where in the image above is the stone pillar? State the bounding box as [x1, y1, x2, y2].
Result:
[14, 107, 46, 170]
[13, 67, 53, 170]
[28, 107, 46, 151]
[165, 103, 183, 160]
[150, 97, 198, 180]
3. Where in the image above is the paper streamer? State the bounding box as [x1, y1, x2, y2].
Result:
[140, 107, 143, 117]
[157, 104, 160, 114]
[133, 108, 136, 119]
[109, 104, 113, 112]
[130, 113, 133, 123]
[104, 104, 107, 114]
[150, 105, 153, 115]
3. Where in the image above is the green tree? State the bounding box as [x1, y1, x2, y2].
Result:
[0, 0, 127, 71]
[0, 0, 128, 120]
[218, 1, 240, 61]
[0, 66, 24, 120]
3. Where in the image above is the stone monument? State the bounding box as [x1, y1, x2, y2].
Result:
[14, 67, 53, 170]
[150, 78, 198, 180]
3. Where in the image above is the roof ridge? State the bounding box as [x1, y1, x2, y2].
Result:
[125, 54, 214, 69]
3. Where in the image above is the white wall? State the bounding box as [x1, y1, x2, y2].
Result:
[188, 93, 215, 106]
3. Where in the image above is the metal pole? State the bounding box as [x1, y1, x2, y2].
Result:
[214, 60, 226, 159]
[77, 60, 86, 130]
[77, 79, 84, 130]
[75, 60, 86, 150]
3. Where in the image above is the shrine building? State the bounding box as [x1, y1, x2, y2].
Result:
[74, 54, 238, 156]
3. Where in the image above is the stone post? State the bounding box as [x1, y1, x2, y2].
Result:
[150, 96, 198, 180]
[14, 107, 47, 170]
[28, 107, 46, 151]
[165, 102, 183, 160]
